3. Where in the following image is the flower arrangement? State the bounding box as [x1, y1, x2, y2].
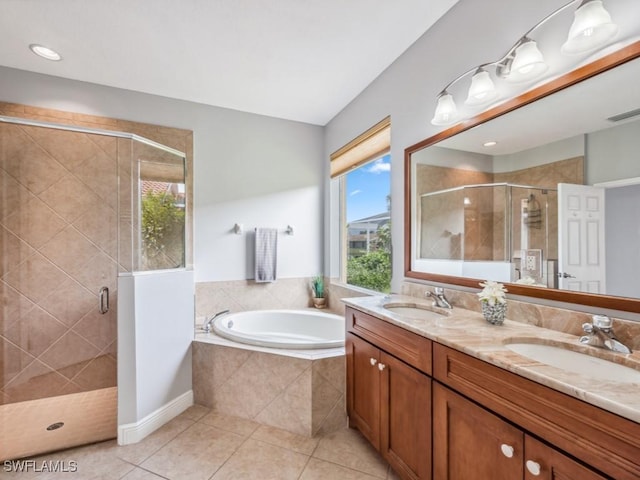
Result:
[477, 280, 507, 305]
[311, 275, 325, 299]
[477, 280, 507, 325]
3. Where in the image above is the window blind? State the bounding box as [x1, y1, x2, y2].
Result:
[330, 116, 390, 178]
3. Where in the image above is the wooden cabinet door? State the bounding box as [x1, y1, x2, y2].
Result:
[433, 383, 524, 480]
[380, 352, 431, 480]
[346, 332, 381, 449]
[524, 436, 609, 480]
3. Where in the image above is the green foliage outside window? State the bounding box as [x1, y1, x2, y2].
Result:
[141, 192, 185, 270]
[347, 221, 391, 293]
[347, 249, 391, 292]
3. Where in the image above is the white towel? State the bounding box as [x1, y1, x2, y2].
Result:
[254, 228, 278, 282]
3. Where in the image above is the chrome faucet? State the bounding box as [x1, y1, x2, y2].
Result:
[426, 287, 452, 309]
[579, 315, 632, 354]
[202, 310, 230, 333]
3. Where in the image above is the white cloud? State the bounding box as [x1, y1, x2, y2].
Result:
[350, 189, 362, 196]
[367, 158, 390, 174]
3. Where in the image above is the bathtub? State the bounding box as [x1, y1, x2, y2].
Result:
[211, 309, 344, 349]
[194, 308, 346, 436]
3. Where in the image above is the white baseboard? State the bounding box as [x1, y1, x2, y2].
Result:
[118, 390, 193, 445]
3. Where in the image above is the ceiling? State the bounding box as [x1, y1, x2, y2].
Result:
[0, 0, 458, 126]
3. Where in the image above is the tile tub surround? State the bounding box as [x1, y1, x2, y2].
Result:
[192, 337, 346, 438]
[196, 278, 320, 318]
[344, 294, 640, 424]
[2, 407, 400, 480]
[195, 277, 370, 320]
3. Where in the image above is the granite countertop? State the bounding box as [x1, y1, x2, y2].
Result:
[343, 294, 640, 424]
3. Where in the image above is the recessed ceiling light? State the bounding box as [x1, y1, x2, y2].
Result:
[483, 141, 497, 147]
[29, 44, 62, 61]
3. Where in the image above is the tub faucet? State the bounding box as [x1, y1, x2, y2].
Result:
[579, 315, 632, 354]
[426, 287, 452, 309]
[202, 310, 230, 333]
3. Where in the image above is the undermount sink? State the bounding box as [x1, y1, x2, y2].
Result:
[505, 342, 640, 384]
[382, 302, 448, 321]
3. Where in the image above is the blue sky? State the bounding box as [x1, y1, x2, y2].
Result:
[346, 154, 391, 223]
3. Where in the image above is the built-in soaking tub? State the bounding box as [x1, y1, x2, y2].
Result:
[193, 308, 346, 437]
[211, 309, 344, 349]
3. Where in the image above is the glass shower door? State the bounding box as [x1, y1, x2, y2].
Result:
[0, 122, 119, 460]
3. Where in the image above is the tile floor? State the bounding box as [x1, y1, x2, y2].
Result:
[3, 405, 401, 480]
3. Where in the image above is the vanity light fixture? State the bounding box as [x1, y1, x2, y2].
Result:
[465, 68, 498, 106]
[562, 0, 619, 54]
[431, 91, 459, 126]
[430, 0, 618, 126]
[504, 38, 548, 83]
[29, 44, 62, 61]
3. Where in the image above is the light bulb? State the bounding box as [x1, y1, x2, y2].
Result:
[507, 39, 548, 83]
[465, 69, 498, 106]
[562, 0, 618, 55]
[431, 93, 458, 126]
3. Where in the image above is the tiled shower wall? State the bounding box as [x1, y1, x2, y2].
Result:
[0, 122, 119, 404]
[416, 157, 583, 263]
[495, 156, 583, 262]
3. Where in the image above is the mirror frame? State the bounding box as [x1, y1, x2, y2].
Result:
[404, 40, 640, 313]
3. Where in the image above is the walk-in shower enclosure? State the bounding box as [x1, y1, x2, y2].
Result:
[0, 116, 186, 460]
[419, 183, 557, 286]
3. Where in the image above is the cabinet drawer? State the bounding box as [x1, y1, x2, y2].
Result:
[346, 307, 431, 375]
[433, 343, 640, 480]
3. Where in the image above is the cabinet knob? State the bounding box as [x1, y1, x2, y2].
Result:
[500, 444, 514, 458]
[370, 358, 377, 366]
[378, 363, 386, 371]
[525, 460, 541, 476]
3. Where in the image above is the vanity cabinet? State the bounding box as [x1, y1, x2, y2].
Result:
[433, 343, 640, 480]
[345, 305, 640, 480]
[346, 307, 432, 480]
[433, 383, 608, 480]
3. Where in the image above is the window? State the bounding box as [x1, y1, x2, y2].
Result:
[331, 117, 391, 293]
[137, 147, 186, 272]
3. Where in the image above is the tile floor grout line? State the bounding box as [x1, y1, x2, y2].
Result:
[198, 412, 260, 438]
[204, 426, 256, 480]
[118, 418, 197, 467]
[308, 455, 388, 479]
[295, 454, 315, 480]
[118, 463, 172, 480]
[246, 426, 319, 456]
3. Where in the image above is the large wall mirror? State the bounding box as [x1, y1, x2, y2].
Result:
[405, 41, 640, 313]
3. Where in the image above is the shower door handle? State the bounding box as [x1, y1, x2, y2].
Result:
[99, 287, 110, 314]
